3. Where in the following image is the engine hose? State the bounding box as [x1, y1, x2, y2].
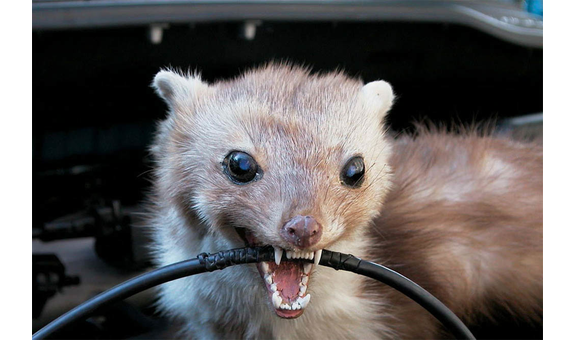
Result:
[32, 246, 475, 340]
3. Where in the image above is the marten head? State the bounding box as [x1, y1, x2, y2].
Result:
[151, 64, 394, 318]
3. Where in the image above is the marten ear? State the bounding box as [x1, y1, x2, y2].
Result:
[152, 69, 210, 111]
[360, 80, 395, 120]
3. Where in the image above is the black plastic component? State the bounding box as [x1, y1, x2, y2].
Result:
[33, 254, 81, 319]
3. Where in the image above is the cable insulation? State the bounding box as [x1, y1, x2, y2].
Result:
[33, 246, 475, 340]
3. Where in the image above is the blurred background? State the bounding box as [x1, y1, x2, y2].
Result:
[32, 0, 542, 338]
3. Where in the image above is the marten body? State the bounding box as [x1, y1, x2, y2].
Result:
[147, 64, 542, 339]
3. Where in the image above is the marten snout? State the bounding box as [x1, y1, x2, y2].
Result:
[280, 215, 322, 248]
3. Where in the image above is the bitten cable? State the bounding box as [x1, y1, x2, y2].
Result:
[33, 246, 475, 340]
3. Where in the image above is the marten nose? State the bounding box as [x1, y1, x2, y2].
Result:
[280, 215, 322, 248]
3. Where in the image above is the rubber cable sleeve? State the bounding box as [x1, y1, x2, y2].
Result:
[320, 250, 475, 340]
[33, 247, 273, 340]
[33, 246, 475, 340]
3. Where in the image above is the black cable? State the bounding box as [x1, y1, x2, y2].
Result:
[320, 250, 475, 340]
[33, 246, 475, 340]
[33, 247, 271, 340]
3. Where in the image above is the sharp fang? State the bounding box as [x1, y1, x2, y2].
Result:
[274, 247, 283, 265]
[297, 294, 311, 308]
[303, 262, 313, 274]
[272, 291, 282, 309]
[314, 249, 322, 266]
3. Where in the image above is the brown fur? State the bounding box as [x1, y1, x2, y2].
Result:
[368, 126, 543, 338]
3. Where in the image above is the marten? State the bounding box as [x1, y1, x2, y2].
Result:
[146, 63, 542, 339]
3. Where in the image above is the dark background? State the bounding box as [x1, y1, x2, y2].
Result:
[33, 20, 542, 339]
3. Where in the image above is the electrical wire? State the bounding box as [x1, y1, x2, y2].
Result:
[33, 246, 475, 340]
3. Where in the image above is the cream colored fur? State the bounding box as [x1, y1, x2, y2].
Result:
[148, 64, 395, 339]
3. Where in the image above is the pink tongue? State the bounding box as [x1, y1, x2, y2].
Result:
[269, 261, 300, 299]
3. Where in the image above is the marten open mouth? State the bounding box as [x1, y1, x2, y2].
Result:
[235, 227, 321, 319]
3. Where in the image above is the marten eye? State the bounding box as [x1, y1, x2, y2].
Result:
[222, 151, 262, 184]
[340, 156, 365, 188]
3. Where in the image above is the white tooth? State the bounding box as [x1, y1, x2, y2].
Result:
[301, 275, 309, 285]
[303, 263, 313, 274]
[272, 292, 282, 309]
[274, 247, 283, 265]
[280, 303, 291, 310]
[299, 285, 307, 296]
[307, 252, 313, 259]
[292, 251, 298, 259]
[270, 283, 277, 292]
[298, 294, 311, 308]
[265, 274, 273, 285]
[314, 249, 322, 266]
[292, 301, 301, 310]
[261, 262, 269, 273]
